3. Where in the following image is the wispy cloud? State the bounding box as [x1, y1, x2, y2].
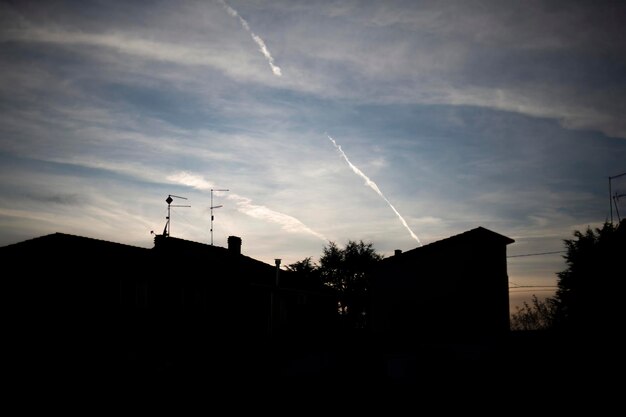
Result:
[227, 194, 326, 240]
[167, 171, 215, 191]
[218, 0, 282, 76]
[327, 134, 421, 245]
[12, 28, 215, 66]
[27, 193, 85, 206]
[167, 171, 326, 241]
[1, 21, 267, 83]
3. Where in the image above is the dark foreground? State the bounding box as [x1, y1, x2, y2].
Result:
[14, 330, 619, 391]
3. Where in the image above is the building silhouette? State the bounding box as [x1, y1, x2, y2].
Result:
[372, 227, 514, 343]
[3, 232, 337, 380]
[3, 226, 514, 381]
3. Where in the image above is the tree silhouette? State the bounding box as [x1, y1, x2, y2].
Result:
[510, 295, 556, 331]
[285, 257, 322, 290]
[317, 240, 383, 329]
[552, 221, 625, 335]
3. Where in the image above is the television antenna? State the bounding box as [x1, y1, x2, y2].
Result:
[210, 188, 229, 245]
[163, 194, 190, 237]
[609, 172, 626, 224]
[613, 192, 625, 223]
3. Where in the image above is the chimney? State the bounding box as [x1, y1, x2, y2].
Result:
[274, 259, 281, 287]
[228, 236, 242, 255]
[153, 233, 166, 248]
[394, 249, 402, 256]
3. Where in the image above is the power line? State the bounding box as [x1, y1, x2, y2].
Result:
[609, 172, 626, 224]
[509, 279, 558, 291]
[509, 288, 558, 293]
[509, 280, 555, 288]
[507, 250, 565, 258]
[509, 285, 557, 289]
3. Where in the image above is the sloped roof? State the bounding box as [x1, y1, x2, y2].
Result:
[152, 235, 275, 270]
[0, 232, 150, 254]
[420, 226, 514, 249]
[383, 226, 514, 264]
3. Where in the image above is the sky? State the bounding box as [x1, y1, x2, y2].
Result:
[1, 0, 625, 313]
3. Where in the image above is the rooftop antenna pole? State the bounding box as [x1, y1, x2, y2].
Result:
[210, 188, 229, 245]
[609, 176, 613, 224]
[614, 193, 625, 223]
[164, 194, 190, 237]
[609, 172, 626, 225]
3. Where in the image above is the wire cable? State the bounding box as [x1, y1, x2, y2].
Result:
[507, 250, 565, 258]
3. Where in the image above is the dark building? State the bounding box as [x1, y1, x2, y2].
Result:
[4, 226, 515, 382]
[371, 227, 514, 344]
[2, 232, 337, 380]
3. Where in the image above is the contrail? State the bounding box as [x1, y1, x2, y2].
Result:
[167, 171, 326, 240]
[218, 0, 282, 76]
[327, 134, 422, 246]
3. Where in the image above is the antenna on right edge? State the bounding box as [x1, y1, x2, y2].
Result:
[613, 193, 625, 223]
[163, 194, 190, 237]
[609, 172, 626, 224]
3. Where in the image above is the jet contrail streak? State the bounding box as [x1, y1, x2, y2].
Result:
[327, 134, 422, 246]
[218, 0, 282, 76]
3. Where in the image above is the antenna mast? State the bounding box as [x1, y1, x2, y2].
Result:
[613, 193, 625, 223]
[163, 194, 190, 237]
[210, 188, 229, 245]
[609, 172, 626, 224]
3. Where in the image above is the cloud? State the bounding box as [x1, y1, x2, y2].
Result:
[167, 171, 326, 241]
[4, 1, 623, 138]
[269, 1, 626, 139]
[27, 193, 85, 206]
[0, 11, 276, 85]
[227, 194, 326, 240]
[167, 171, 214, 191]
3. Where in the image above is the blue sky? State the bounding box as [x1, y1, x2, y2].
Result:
[1, 0, 625, 311]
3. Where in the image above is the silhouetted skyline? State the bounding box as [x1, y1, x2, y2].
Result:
[7, 224, 618, 384]
[2, 226, 519, 382]
[1, 1, 626, 314]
